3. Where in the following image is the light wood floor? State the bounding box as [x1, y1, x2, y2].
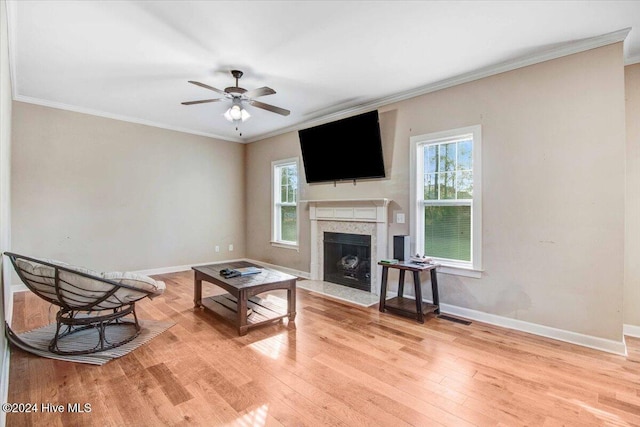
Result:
[7, 270, 640, 426]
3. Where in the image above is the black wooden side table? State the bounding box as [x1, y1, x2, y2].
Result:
[378, 261, 440, 323]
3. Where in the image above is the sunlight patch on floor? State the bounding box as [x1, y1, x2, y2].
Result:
[551, 394, 632, 427]
[249, 335, 284, 360]
[230, 404, 270, 427]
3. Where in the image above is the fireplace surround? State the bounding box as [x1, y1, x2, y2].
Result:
[306, 198, 390, 295]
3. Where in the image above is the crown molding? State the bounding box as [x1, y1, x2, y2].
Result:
[13, 95, 244, 142]
[626, 54, 640, 66]
[246, 27, 632, 143]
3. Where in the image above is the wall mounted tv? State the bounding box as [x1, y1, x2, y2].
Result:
[298, 110, 385, 184]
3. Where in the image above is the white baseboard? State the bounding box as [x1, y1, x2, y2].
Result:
[132, 258, 246, 276]
[10, 258, 307, 286]
[10, 283, 26, 293]
[133, 258, 309, 279]
[382, 292, 626, 355]
[623, 323, 640, 338]
[440, 303, 627, 356]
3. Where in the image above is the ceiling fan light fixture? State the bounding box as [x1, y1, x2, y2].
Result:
[224, 99, 250, 123]
[229, 104, 243, 121]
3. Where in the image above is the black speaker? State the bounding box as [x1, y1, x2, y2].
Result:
[393, 235, 411, 261]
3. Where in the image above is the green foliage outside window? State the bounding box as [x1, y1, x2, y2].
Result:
[424, 140, 472, 201]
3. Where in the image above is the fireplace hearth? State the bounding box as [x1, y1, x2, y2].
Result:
[323, 232, 371, 292]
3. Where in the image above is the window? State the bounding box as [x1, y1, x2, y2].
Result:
[410, 125, 482, 277]
[272, 158, 299, 249]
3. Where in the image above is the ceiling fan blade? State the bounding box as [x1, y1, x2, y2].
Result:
[243, 86, 276, 99]
[249, 100, 290, 116]
[181, 99, 222, 105]
[188, 80, 227, 96]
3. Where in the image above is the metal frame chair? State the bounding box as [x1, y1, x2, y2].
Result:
[4, 252, 162, 355]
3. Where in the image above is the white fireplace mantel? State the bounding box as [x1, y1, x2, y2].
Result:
[304, 198, 391, 295]
[304, 198, 390, 205]
[304, 198, 390, 224]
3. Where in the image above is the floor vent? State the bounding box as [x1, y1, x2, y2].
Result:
[438, 314, 472, 325]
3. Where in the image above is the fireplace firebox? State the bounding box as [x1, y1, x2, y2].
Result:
[323, 232, 371, 292]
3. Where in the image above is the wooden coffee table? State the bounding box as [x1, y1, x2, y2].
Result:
[193, 262, 297, 336]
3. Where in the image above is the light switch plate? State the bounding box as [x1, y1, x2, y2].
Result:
[396, 212, 405, 224]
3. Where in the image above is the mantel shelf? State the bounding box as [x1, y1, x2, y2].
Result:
[302, 198, 391, 207]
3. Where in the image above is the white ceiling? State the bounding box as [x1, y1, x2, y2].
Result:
[7, 1, 640, 143]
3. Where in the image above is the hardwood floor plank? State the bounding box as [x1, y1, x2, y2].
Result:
[598, 394, 640, 418]
[147, 363, 194, 406]
[184, 380, 240, 424]
[106, 374, 165, 426]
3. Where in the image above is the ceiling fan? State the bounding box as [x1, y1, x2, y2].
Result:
[181, 70, 290, 124]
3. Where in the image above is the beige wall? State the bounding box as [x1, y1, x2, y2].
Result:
[245, 132, 311, 273]
[11, 102, 245, 272]
[625, 63, 640, 327]
[246, 43, 627, 341]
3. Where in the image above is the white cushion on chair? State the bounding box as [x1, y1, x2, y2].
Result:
[102, 271, 166, 297]
[16, 258, 64, 301]
[15, 258, 165, 310]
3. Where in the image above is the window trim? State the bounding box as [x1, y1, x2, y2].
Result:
[410, 125, 482, 277]
[271, 157, 300, 250]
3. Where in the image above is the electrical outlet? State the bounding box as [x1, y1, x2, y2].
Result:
[396, 212, 406, 224]
[228, 244, 234, 252]
[215, 246, 220, 253]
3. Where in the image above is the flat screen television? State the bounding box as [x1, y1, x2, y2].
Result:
[298, 110, 385, 183]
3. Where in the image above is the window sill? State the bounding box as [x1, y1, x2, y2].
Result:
[436, 263, 483, 278]
[270, 241, 299, 252]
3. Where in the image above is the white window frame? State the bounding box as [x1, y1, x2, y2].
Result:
[410, 125, 482, 278]
[271, 157, 300, 250]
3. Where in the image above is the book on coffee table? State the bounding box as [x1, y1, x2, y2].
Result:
[235, 267, 262, 276]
